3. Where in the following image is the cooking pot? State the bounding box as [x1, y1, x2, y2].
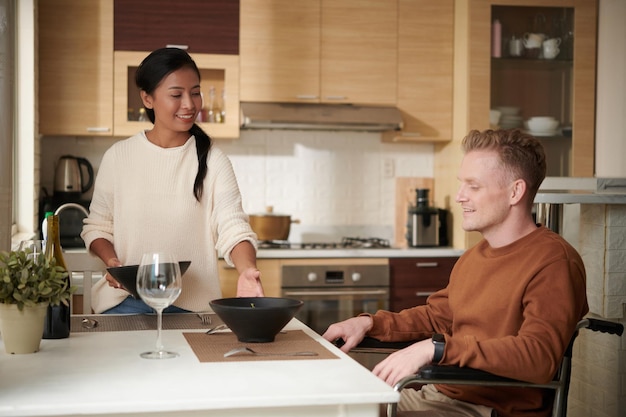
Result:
[249, 207, 299, 241]
[53, 155, 94, 198]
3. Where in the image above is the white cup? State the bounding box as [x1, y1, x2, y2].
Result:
[543, 38, 561, 48]
[542, 43, 560, 59]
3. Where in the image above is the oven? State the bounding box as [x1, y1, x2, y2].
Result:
[281, 263, 390, 336]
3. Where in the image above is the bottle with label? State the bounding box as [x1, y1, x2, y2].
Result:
[43, 214, 71, 339]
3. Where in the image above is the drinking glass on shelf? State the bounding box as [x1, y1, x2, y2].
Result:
[136, 252, 183, 359]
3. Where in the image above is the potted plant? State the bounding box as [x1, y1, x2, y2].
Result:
[0, 248, 75, 354]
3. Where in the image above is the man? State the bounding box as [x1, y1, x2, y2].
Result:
[323, 129, 588, 417]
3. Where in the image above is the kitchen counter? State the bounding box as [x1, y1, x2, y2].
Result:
[535, 190, 626, 204]
[257, 247, 464, 259]
[0, 317, 398, 417]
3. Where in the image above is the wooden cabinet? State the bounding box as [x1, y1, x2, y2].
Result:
[240, 0, 397, 106]
[38, 0, 114, 136]
[218, 259, 282, 298]
[113, 51, 240, 139]
[113, 0, 239, 55]
[389, 257, 457, 312]
[465, 0, 597, 177]
[383, 0, 455, 143]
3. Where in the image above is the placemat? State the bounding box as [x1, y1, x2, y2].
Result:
[183, 330, 339, 362]
[71, 313, 219, 333]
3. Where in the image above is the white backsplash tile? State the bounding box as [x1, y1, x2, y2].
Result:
[41, 129, 434, 243]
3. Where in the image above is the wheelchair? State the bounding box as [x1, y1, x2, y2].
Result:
[351, 318, 623, 417]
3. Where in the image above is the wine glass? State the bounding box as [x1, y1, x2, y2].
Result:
[136, 252, 182, 359]
[19, 240, 46, 264]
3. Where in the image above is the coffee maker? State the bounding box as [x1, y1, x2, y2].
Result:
[405, 189, 448, 247]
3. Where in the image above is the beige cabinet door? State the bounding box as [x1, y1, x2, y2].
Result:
[385, 0, 454, 143]
[38, 0, 113, 136]
[240, 0, 321, 103]
[240, 0, 397, 106]
[320, 0, 398, 105]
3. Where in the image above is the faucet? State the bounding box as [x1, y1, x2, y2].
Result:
[54, 202, 89, 217]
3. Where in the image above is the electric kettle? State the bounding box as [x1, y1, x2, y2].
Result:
[53, 155, 94, 198]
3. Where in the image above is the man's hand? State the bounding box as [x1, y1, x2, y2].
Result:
[372, 338, 434, 386]
[322, 316, 373, 352]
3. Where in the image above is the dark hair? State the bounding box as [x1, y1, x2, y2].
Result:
[462, 129, 546, 207]
[135, 47, 211, 202]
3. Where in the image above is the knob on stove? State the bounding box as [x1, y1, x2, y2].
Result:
[307, 272, 318, 282]
[352, 272, 362, 282]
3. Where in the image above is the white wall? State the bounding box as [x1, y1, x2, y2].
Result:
[41, 130, 435, 243]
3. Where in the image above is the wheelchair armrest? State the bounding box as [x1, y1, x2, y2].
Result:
[417, 365, 518, 383]
[354, 337, 416, 350]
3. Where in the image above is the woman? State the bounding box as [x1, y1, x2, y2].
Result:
[82, 48, 264, 314]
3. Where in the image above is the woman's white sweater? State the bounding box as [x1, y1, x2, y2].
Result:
[81, 132, 256, 313]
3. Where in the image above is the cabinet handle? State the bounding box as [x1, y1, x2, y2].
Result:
[416, 291, 435, 297]
[86, 127, 111, 133]
[166, 44, 189, 50]
[416, 262, 438, 268]
[295, 95, 319, 100]
[324, 95, 348, 101]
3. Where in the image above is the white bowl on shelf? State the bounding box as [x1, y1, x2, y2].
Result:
[525, 117, 559, 134]
[497, 106, 521, 116]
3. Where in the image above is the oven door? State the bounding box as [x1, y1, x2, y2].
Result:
[281, 287, 389, 335]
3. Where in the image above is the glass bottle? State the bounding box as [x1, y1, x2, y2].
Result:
[207, 86, 216, 123]
[43, 214, 71, 339]
[220, 89, 226, 123]
[138, 108, 149, 122]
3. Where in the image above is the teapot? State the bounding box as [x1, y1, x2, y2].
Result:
[53, 155, 94, 198]
[523, 32, 546, 49]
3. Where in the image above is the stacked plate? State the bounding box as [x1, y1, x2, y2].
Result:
[524, 116, 560, 137]
[496, 106, 523, 129]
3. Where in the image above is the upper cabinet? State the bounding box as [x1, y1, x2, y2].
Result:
[38, 0, 240, 139]
[113, 0, 239, 55]
[466, 0, 598, 177]
[383, 0, 455, 143]
[240, 0, 397, 106]
[38, 0, 114, 136]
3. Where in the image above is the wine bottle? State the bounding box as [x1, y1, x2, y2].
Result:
[43, 214, 71, 339]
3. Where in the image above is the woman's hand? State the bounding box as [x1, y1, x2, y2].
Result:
[236, 267, 264, 297]
[105, 257, 124, 289]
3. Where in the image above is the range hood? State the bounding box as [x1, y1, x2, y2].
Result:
[240, 102, 403, 132]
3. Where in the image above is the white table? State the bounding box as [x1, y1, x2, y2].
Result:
[0, 318, 398, 417]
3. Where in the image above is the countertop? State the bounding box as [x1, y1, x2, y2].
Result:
[256, 247, 464, 259]
[0, 317, 398, 417]
[534, 190, 626, 204]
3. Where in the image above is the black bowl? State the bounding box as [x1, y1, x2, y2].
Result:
[209, 297, 304, 343]
[106, 261, 191, 299]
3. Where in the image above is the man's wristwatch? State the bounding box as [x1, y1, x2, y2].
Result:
[432, 333, 445, 363]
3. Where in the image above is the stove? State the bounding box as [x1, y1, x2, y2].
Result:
[258, 236, 392, 250]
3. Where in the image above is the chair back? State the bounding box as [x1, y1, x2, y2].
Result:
[64, 252, 105, 314]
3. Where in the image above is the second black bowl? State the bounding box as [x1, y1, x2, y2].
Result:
[107, 261, 191, 299]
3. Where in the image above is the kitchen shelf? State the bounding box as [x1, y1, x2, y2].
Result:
[113, 51, 240, 139]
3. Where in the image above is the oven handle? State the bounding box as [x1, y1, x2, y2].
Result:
[283, 289, 388, 297]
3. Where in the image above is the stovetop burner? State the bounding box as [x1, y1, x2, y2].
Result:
[258, 237, 391, 250]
